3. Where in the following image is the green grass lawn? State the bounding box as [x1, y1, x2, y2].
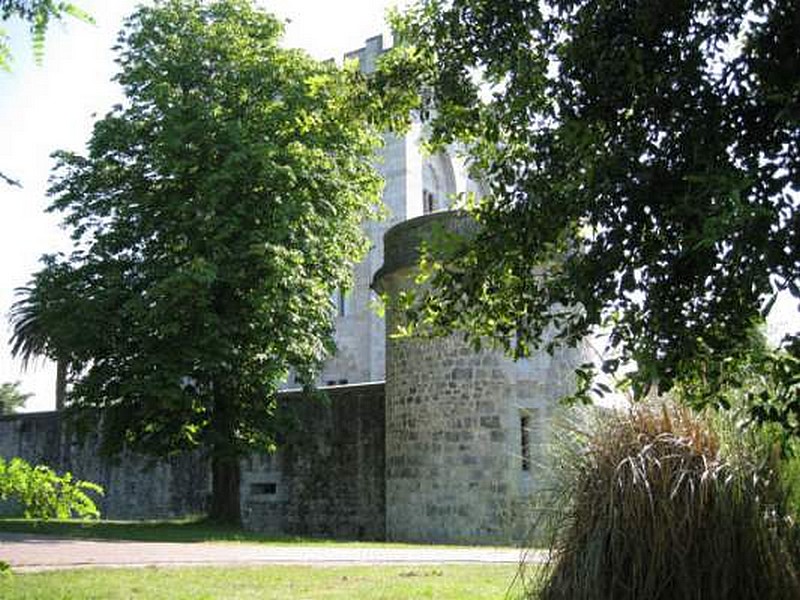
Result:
[0, 517, 325, 545]
[0, 517, 518, 549]
[0, 518, 541, 598]
[0, 565, 535, 599]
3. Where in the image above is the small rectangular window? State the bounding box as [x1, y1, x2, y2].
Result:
[251, 482, 277, 495]
[521, 414, 531, 472]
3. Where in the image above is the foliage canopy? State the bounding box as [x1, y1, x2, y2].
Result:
[378, 0, 799, 420]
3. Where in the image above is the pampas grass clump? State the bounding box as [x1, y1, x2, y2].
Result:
[533, 403, 800, 600]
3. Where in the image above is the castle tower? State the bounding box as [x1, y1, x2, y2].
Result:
[374, 211, 589, 543]
[317, 35, 477, 386]
[318, 36, 591, 544]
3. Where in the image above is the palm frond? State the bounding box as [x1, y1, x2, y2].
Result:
[9, 285, 53, 369]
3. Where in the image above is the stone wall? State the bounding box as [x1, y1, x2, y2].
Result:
[0, 385, 386, 539]
[0, 411, 208, 519]
[383, 331, 517, 543]
[242, 383, 386, 540]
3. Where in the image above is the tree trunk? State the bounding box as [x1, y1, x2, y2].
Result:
[209, 452, 241, 525]
[55, 358, 67, 411]
[208, 379, 242, 525]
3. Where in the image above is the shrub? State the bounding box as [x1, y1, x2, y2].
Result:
[0, 457, 103, 519]
[531, 403, 800, 600]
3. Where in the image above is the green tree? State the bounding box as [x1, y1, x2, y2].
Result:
[11, 284, 69, 410]
[377, 0, 799, 414]
[0, 381, 30, 414]
[11, 0, 384, 523]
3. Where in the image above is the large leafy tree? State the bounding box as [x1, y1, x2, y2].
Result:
[11, 0, 384, 523]
[378, 0, 799, 419]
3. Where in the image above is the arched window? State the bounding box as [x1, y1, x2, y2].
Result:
[422, 154, 456, 214]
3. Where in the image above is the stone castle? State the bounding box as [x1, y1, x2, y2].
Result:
[0, 36, 588, 544]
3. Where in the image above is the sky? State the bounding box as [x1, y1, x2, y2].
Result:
[0, 0, 407, 412]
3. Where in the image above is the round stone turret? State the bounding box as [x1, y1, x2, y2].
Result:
[374, 211, 588, 544]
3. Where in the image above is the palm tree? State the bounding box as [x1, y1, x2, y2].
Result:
[9, 285, 67, 411]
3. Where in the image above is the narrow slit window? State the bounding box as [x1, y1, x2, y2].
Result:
[331, 287, 347, 317]
[521, 414, 531, 472]
[423, 190, 435, 214]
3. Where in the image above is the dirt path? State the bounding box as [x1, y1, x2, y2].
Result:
[0, 533, 542, 572]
